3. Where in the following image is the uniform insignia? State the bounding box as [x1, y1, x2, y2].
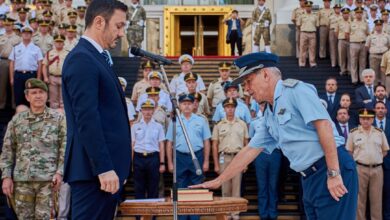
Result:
[160, 105, 167, 111]
[374, 127, 383, 132]
[282, 78, 299, 88]
[278, 108, 286, 115]
[350, 127, 358, 133]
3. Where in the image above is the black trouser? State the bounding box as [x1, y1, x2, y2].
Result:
[133, 152, 160, 199]
[229, 30, 242, 56]
[14, 71, 36, 106]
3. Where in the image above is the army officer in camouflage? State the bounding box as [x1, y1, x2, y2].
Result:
[0, 78, 66, 220]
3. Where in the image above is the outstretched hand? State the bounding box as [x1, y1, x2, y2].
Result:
[189, 178, 222, 190]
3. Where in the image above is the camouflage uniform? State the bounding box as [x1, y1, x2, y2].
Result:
[0, 107, 66, 220]
[126, 4, 146, 48]
[252, 5, 272, 50]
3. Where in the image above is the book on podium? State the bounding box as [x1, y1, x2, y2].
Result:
[171, 188, 214, 202]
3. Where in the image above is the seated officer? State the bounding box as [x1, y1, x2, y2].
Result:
[136, 71, 172, 112]
[166, 93, 211, 220]
[212, 81, 251, 124]
[346, 109, 389, 220]
[250, 102, 281, 220]
[184, 72, 210, 116]
[212, 97, 249, 220]
[131, 99, 166, 200]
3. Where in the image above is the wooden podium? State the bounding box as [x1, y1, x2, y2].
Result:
[119, 197, 248, 220]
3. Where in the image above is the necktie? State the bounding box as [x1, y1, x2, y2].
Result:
[368, 86, 374, 99]
[101, 50, 113, 66]
[328, 95, 333, 105]
[342, 125, 348, 140]
[380, 120, 384, 130]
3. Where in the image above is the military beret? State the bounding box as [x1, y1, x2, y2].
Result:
[232, 52, 279, 85]
[21, 26, 33, 33]
[118, 77, 127, 87]
[223, 97, 238, 108]
[184, 72, 198, 82]
[223, 81, 239, 92]
[179, 54, 194, 65]
[141, 60, 155, 69]
[374, 19, 384, 25]
[219, 62, 232, 70]
[17, 7, 29, 13]
[358, 108, 375, 118]
[53, 34, 66, 42]
[4, 18, 16, 25]
[333, 4, 342, 9]
[77, 6, 87, 12]
[304, 1, 313, 7]
[178, 93, 195, 103]
[43, 10, 53, 17]
[67, 11, 77, 18]
[354, 7, 364, 13]
[191, 92, 202, 102]
[58, 23, 69, 29]
[148, 71, 162, 80]
[146, 87, 161, 95]
[141, 99, 155, 109]
[25, 78, 48, 92]
[67, 24, 77, 32]
[341, 8, 350, 14]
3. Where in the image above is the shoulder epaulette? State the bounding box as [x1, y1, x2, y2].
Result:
[282, 78, 299, 88]
[374, 127, 383, 132]
[210, 79, 218, 84]
[350, 127, 359, 133]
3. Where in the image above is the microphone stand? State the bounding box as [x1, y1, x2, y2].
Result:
[158, 63, 202, 220]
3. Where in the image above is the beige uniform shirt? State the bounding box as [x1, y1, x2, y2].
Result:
[43, 48, 69, 76]
[64, 38, 78, 51]
[291, 7, 305, 25]
[318, 8, 334, 26]
[366, 32, 390, 54]
[346, 126, 389, 164]
[196, 93, 211, 116]
[76, 17, 85, 36]
[0, 33, 21, 58]
[207, 77, 244, 108]
[60, 7, 76, 24]
[33, 33, 54, 55]
[381, 50, 390, 75]
[7, 11, 18, 20]
[297, 12, 319, 32]
[131, 79, 150, 101]
[336, 19, 350, 39]
[329, 14, 342, 30]
[212, 118, 249, 153]
[349, 20, 368, 42]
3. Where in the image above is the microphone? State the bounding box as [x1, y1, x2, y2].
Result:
[192, 157, 203, 176]
[130, 47, 173, 65]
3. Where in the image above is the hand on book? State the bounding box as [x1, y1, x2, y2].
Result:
[189, 178, 222, 190]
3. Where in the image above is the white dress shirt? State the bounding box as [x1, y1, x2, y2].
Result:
[8, 42, 43, 71]
[131, 118, 165, 153]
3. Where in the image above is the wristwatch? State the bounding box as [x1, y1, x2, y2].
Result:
[327, 169, 340, 178]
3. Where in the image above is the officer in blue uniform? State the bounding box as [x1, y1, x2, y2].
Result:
[131, 99, 166, 200]
[212, 81, 251, 124]
[166, 93, 211, 220]
[249, 102, 281, 220]
[191, 52, 358, 220]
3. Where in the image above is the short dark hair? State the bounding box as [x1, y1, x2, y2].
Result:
[375, 100, 387, 109]
[337, 107, 349, 115]
[85, 0, 128, 29]
[232, 10, 238, 14]
[375, 83, 386, 92]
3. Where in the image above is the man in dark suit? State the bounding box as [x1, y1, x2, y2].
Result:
[373, 84, 390, 117]
[335, 107, 357, 143]
[355, 68, 376, 109]
[61, 1, 131, 219]
[373, 101, 390, 220]
[319, 77, 341, 121]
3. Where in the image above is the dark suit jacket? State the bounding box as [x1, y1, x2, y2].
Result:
[373, 118, 390, 169]
[319, 92, 341, 121]
[335, 121, 357, 137]
[355, 85, 375, 109]
[62, 38, 131, 184]
[373, 98, 390, 118]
